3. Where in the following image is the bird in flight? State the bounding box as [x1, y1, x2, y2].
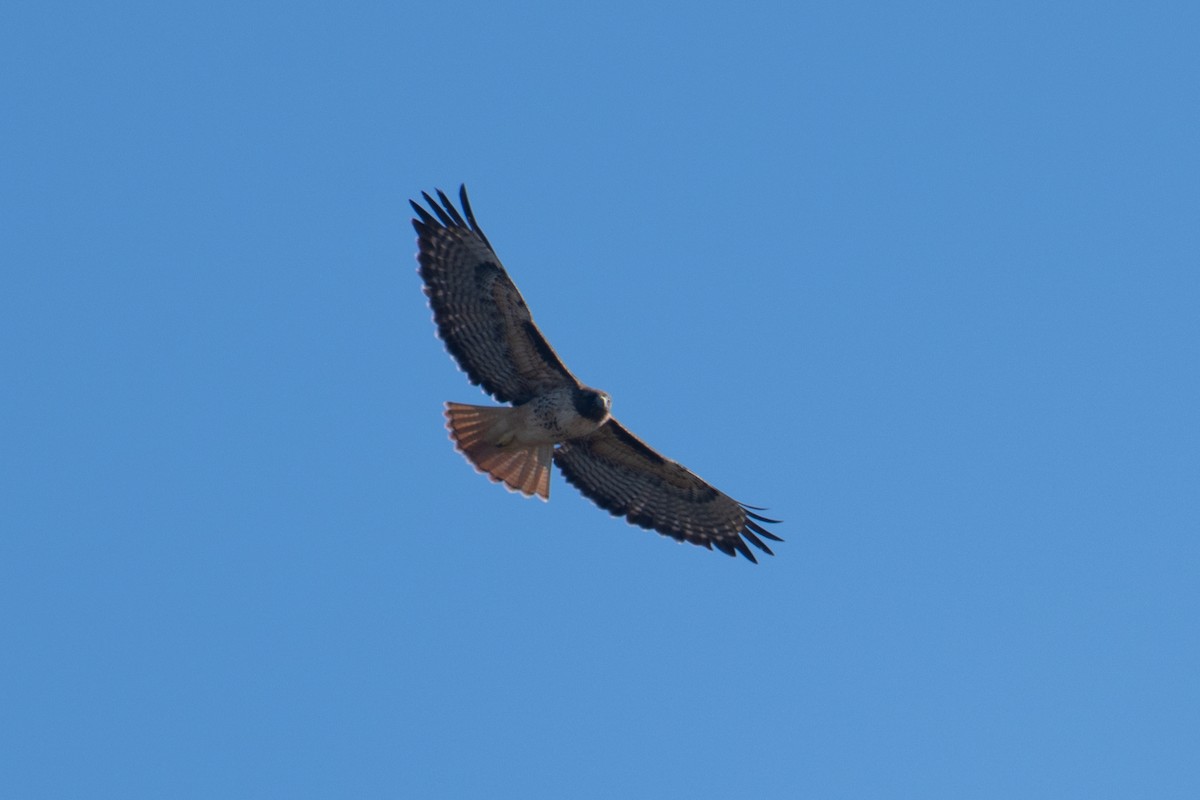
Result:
[411, 186, 782, 562]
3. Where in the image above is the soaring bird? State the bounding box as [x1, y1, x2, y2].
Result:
[412, 186, 782, 562]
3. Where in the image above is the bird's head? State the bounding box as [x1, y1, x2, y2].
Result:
[574, 387, 612, 423]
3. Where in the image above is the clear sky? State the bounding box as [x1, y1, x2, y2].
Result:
[3, 1, 1198, 797]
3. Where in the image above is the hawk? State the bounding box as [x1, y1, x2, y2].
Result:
[411, 186, 782, 562]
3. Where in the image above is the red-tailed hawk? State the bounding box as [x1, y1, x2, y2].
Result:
[411, 186, 782, 562]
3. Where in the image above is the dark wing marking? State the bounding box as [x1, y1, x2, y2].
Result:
[412, 186, 579, 404]
[553, 420, 782, 562]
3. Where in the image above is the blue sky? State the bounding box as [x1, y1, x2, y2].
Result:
[3, 1, 1198, 797]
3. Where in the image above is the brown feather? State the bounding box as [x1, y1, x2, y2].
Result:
[444, 402, 551, 500]
[412, 187, 580, 404]
[554, 421, 782, 562]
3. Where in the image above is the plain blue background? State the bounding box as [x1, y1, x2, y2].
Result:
[3, 1, 1198, 797]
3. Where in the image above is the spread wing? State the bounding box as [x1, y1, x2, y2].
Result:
[553, 420, 783, 562]
[411, 186, 580, 404]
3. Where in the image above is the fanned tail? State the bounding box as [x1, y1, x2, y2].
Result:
[444, 402, 552, 500]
